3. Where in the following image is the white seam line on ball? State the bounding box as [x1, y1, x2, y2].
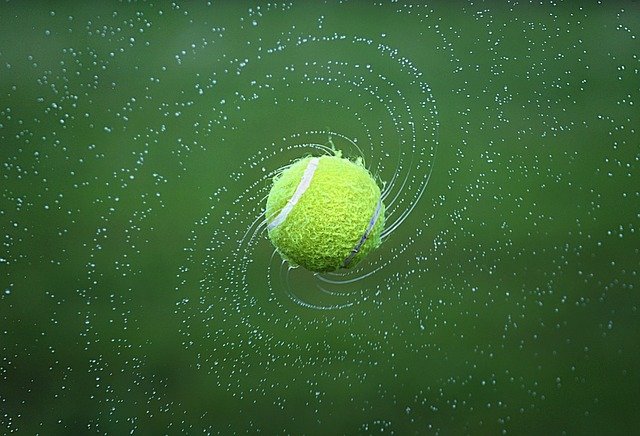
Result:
[342, 197, 382, 268]
[267, 157, 320, 231]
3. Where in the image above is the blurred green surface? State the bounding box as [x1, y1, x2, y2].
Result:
[1, 1, 639, 434]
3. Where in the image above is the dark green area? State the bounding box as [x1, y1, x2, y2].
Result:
[1, 1, 638, 434]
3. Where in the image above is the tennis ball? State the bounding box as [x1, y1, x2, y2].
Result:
[265, 152, 385, 272]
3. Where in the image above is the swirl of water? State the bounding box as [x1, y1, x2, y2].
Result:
[176, 15, 438, 323]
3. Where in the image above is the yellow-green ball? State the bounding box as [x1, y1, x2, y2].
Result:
[265, 153, 385, 272]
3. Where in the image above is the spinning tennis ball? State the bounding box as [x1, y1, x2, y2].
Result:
[265, 152, 385, 272]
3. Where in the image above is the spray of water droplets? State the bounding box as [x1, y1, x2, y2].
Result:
[173, 9, 439, 380]
[2, 2, 639, 434]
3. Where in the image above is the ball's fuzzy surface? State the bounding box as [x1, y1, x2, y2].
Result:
[265, 152, 385, 272]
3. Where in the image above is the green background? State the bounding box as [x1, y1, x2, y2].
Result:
[1, 1, 638, 434]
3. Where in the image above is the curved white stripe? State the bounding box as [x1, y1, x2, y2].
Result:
[342, 197, 382, 268]
[267, 158, 319, 231]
